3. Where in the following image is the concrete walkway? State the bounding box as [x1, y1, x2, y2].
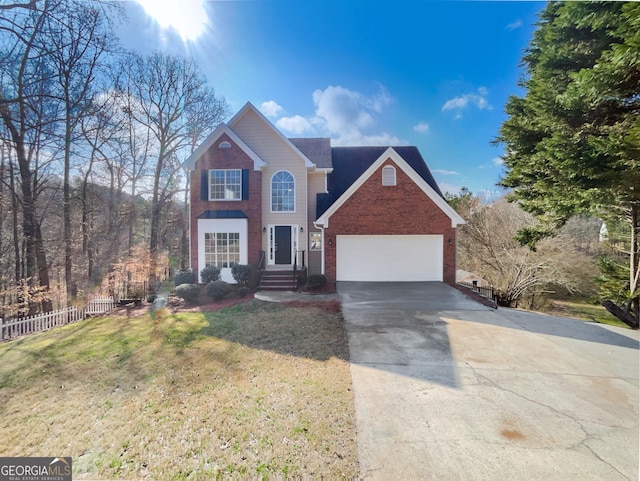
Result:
[254, 290, 339, 303]
[338, 282, 639, 481]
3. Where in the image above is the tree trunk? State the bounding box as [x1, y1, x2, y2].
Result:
[63, 94, 75, 298]
[180, 175, 189, 270]
[602, 300, 639, 329]
[630, 203, 639, 322]
[148, 149, 164, 289]
[8, 156, 21, 282]
[34, 220, 52, 312]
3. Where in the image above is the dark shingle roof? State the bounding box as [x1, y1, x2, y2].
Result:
[289, 138, 332, 169]
[316, 146, 444, 218]
[197, 210, 247, 219]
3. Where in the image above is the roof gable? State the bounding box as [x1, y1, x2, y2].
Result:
[229, 102, 316, 169]
[181, 124, 266, 171]
[316, 147, 464, 228]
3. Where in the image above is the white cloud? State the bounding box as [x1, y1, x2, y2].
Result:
[275, 115, 314, 135]
[438, 182, 465, 197]
[442, 87, 492, 119]
[413, 122, 429, 133]
[433, 169, 460, 175]
[492, 157, 504, 166]
[275, 84, 404, 145]
[506, 19, 522, 31]
[334, 132, 404, 147]
[260, 100, 283, 118]
[134, 0, 207, 41]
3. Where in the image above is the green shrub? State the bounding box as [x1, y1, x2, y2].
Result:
[173, 269, 196, 287]
[200, 265, 221, 284]
[175, 283, 200, 303]
[238, 286, 250, 298]
[206, 280, 232, 301]
[231, 264, 252, 286]
[307, 274, 327, 290]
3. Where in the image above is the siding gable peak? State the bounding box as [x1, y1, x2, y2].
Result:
[229, 102, 315, 169]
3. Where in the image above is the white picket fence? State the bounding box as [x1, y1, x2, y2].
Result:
[0, 297, 115, 341]
[85, 296, 116, 315]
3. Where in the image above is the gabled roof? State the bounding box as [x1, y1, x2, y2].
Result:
[289, 138, 333, 169]
[228, 102, 315, 169]
[317, 146, 444, 216]
[316, 147, 464, 228]
[182, 124, 266, 171]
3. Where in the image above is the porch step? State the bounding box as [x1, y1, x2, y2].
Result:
[259, 270, 297, 291]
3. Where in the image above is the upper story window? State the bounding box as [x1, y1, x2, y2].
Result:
[210, 169, 241, 200]
[382, 165, 396, 186]
[271, 171, 295, 212]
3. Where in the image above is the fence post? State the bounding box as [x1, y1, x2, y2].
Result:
[0, 318, 3, 341]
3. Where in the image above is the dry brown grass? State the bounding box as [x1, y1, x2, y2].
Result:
[0, 300, 358, 479]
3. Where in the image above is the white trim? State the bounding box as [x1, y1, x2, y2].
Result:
[182, 124, 266, 172]
[208, 168, 242, 201]
[315, 147, 465, 228]
[270, 170, 296, 213]
[267, 224, 296, 266]
[197, 218, 248, 283]
[229, 102, 315, 168]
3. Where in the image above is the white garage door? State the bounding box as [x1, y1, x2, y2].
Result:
[336, 235, 443, 282]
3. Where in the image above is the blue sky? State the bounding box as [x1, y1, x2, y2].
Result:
[120, 0, 546, 197]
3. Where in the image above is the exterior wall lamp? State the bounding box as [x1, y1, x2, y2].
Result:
[263, 227, 266, 233]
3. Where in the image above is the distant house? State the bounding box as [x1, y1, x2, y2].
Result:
[456, 269, 489, 287]
[182, 102, 464, 286]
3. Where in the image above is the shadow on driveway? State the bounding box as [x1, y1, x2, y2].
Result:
[338, 282, 639, 480]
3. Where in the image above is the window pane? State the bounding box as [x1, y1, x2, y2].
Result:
[210, 169, 241, 200]
[203, 232, 241, 269]
[272, 171, 295, 211]
[310, 232, 321, 250]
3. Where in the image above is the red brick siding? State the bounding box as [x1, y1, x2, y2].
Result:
[189, 133, 262, 275]
[324, 159, 457, 284]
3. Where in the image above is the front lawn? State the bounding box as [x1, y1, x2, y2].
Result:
[0, 300, 358, 479]
[546, 299, 630, 329]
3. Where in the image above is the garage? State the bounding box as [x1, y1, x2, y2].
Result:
[336, 235, 443, 282]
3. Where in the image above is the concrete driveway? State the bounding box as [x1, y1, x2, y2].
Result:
[338, 282, 639, 481]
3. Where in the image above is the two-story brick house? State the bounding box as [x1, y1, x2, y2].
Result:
[183, 102, 464, 286]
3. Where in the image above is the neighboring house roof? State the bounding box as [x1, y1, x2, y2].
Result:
[288, 138, 333, 169]
[316, 146, 445, 218]
[457, 269, 482, 281]
[197, 210, 248, 219]
[315, 147, 465, 228]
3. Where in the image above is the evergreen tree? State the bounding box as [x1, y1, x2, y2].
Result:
[496, 2, 640, 327]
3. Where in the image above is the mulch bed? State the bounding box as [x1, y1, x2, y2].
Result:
[110, 292, 255, 317]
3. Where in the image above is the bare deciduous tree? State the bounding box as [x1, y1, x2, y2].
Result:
[121, 52, 227, 286]
[458, 198, 597, 307]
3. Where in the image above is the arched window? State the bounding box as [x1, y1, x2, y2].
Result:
[271, 171, 295, 212]
[382, 165, 396, 186]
